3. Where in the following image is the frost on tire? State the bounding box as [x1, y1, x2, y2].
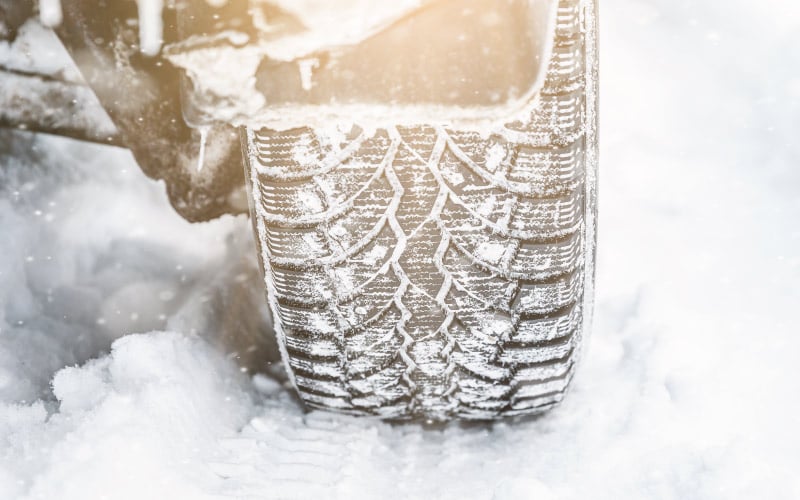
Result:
[244, 0, 597, 421]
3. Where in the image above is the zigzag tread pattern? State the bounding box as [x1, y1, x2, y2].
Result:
[245, 0, 589, 420]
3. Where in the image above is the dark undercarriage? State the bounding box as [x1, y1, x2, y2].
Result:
[1, 0, 249, 222]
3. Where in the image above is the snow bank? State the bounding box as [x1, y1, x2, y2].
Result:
[1, 332, 252, 500]
[2, 0, 800, 499]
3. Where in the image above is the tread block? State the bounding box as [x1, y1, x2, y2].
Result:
[511, 271, 583, 316]
[512, 304, 583, 344]
[497, 334, 577, 366]
[272, 266, 330, 305]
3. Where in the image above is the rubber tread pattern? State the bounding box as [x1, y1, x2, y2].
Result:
[245, 0, 590, 420]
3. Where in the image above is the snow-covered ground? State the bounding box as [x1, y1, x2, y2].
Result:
[2, 1, 800, 498]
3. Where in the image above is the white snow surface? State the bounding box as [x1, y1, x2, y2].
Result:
[2, 1, 800, 498]
[38, 0, 63, 28]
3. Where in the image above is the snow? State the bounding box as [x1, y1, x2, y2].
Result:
[476, 241, 507, 265]
[165, 0, 558, 130]
[484, 142, 506, 173]
[251, 0, 430, 62]
[137, 0, 164, 56]
[38, 0, 63, 29]
[0, 21, 82, 82]
[2, 0, 800, 499]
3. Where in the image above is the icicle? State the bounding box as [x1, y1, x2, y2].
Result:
[138, 0, 164, 56]
[297, 59, 319, 92]
[197, 126, 210, 172]
[39, 0, 63, 28]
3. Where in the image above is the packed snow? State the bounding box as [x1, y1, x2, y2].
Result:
[2, 0, 800, 499]
[37, 0, 62, 28]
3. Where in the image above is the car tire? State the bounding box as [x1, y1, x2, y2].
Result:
[243, 0, 597, 420]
